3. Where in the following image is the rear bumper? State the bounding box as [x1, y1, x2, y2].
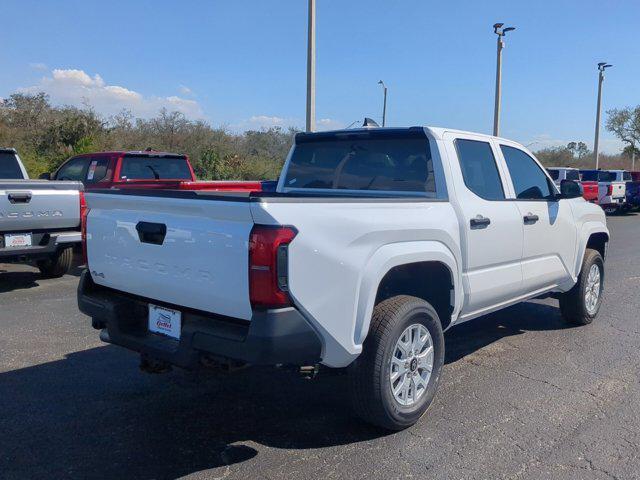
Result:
[77, 270, 322, 368]
[0, 230, 80, 261]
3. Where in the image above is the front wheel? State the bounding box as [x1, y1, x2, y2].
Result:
[349, 295, 445, 430]
[559, 248, 604, 325]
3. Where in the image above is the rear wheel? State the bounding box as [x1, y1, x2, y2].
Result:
[349, 295, 445, 430]
[559, 248, 604, 325]
[37, 247, 73, 278]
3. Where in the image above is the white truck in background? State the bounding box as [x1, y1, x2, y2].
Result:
[79, 127, 609, 430]
[580, 169, 628, 214]
[0, 148, 83, 277]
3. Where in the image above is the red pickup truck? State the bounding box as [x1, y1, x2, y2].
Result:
[45, 150, 269, 192]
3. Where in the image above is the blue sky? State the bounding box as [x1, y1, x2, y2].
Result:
[1, 0, 638, 152]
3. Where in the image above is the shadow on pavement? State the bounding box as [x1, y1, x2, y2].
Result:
[1, 301, 568, 479]
[0, 259, 84, 293]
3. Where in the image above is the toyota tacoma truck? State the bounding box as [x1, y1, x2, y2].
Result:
[1, 148, 83, 276]
[78, 127, 609, 430]
[44, 150, 274, 192]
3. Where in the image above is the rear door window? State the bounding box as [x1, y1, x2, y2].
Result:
[623, 171, 632, 181]
[85, 157, 110, 183]
[455, 139, 505, 200]
[120, 156, 192, 180]
[547, 169, 560, 181]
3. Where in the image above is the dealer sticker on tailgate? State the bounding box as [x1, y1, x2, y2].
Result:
[148, 304, 181, 339]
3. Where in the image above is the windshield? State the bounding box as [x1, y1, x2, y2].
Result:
[120, 156, 192, 180]
[0, 152, 24, 179]
[283, 136, 435, 195]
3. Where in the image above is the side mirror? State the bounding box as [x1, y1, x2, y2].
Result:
[38, 172, 51, 180]
[559, 179, 583, 199]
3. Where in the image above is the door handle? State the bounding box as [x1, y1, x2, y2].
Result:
[470, 215, 491, 229]
[523, 213, 539, 224]
[135, 221, 167, 245]
[7, 192, 32, 204]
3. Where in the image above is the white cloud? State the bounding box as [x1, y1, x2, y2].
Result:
[29, 62, 47, 71]
[18, 68, 205, 119]
[178, 85, 193, 95]
[317, 118, 344, 131]
[231, 115, 344, 132]
[248, 115, 287, 127]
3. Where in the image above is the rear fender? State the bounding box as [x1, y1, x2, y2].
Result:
[354, 241, 462, 346]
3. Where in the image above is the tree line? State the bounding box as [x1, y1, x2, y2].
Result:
[0, 92, 295, 180]
[1, 92, 639, 179]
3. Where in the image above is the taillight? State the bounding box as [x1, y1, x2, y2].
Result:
[249, 225, 297, 309]
[607, 184, 613, 196]
[80, 192, 90, 266]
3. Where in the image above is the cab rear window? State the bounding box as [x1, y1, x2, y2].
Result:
[0, 152, 23, 179]
[120, 156, 192, 180]
[566, 170, 580, 181]
[283, 136, 436, 196]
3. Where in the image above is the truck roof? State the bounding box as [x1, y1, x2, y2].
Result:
[0, 147, 18, 153]
[296, 126, 524, 146]
[69, 150, 186, 158]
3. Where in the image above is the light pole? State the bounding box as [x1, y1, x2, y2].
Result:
[306, 0, 316, 132]
[492, 23, 515, 137]
[593, 62, 612, 169]
[378, 80, 388, 127]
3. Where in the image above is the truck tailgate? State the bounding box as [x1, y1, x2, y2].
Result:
[85, 191, 254, 320]
[610, 181, 626, 199]
[0, 181, 82, 231]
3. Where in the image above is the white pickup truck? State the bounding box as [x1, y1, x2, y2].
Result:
[1, 148, 83, 276]
[79, 127, 609, 430]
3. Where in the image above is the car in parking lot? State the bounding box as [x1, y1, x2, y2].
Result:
[1, 148, 83, 277]
[625, 171, 640, 210]
[79, 127, 609, 430]
[580, 169, 628, 214]
[547, 167, 598, 203]
[44, 150, 274, 193]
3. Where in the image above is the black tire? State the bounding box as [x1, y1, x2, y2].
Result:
[559, 248, 604, 325]
[349, 295, 445, 431]
[37, 247, 73, 278]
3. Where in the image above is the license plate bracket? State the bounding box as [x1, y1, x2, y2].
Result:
[4, 233, 33, 248]
[148, 304, 182, 340]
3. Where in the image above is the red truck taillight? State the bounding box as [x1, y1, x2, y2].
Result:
[607, 184, 613, 196]
[249, 225, 297, 309]
[80, 192, 90, 266]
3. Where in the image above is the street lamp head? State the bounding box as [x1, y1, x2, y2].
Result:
[598, 62, 613, 71]
[494, 23, 515, 36]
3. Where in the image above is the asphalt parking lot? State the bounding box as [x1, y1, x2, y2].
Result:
[1, 215, 639, 480]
